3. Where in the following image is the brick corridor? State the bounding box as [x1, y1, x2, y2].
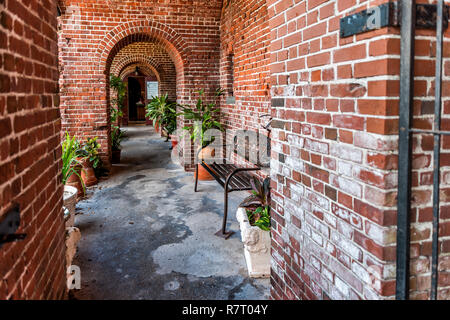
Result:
[71, 126, 270, 300]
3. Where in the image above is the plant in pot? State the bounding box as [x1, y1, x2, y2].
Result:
[77, 137, 102, 186]
[110, 74, 127, 126]
[158, 96, 177, 145]
[146, 94, 175, 135]
[178, 88, 224, 180]
[62, 133, 86, 227]
[111, 127, 124, 164]
[167, 116, 178, 149]
[236, 176, 271, 278]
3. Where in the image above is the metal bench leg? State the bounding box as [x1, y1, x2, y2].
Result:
[215, 185, 235, 239]
[194, 163, 199, 192]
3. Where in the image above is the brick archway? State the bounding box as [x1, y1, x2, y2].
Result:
[97, 20, 189, 88]
[94, 20, 191, 165]
[111, 54, 163, 81]
[118, 63, 160, 82]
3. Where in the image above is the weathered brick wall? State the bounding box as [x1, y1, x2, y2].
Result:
[220, 0, 271, 131]
[57, 0, 223, 168]
[268, 0, 450, 300]
[0, 0, 67, 299]
[219, 0, 272, 175]
[268, 0, 402, 300]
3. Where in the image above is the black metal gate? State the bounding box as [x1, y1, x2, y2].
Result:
[396, 0, 448, 300]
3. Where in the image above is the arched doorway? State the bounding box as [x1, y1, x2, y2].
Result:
[105, 33, 182, 130]
[122, 67, 160, 125]
[97, 21, 193, 168]
[127, 76, 144, 122]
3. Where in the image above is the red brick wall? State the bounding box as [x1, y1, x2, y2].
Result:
[268, 0, 450, 300]
[219, 0, 272, 175]
[57, 0, 223, 167]
[0, 0, 67, 299]
[268, 0, 400, 300]
[220, 0, 271, 131]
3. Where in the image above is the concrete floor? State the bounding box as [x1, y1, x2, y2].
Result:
[71, 125, 270, 300]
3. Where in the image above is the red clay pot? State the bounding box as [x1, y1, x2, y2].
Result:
[197, 163, 214, 181]
[196, 146, 216, 181]
[198, 146, 215, 159]
[170, 134, 178, 148]
[66, 164, 84, 197]
[154, 120, 160, 133]
[78, 157, 97, 187]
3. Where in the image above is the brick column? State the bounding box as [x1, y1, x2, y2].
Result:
[0, 0, 67, 299]
[268, 0, 402, 300]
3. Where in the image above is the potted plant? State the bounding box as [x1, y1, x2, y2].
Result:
[77, 137, 102, 186]
[111, 127, 124, 164]
[110, 75, 126, 163]
[62, 132, 85, 226]
[236, 176, 271, 278]
[160, 97, 177, 143]
[145, 94, 176, 137]
[110, 74, 127, 126]
[178, 88, 224, 180]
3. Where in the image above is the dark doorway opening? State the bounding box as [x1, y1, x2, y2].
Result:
[128, 77, 145, 121]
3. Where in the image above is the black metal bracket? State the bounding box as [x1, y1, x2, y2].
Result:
[0, 205, 26, 248]
[340, 1, 449, 38]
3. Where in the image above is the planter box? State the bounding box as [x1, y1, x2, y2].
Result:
[236, 207, 271, 278]
[65, 227, 81, 269]
[63, 185, 77, 228]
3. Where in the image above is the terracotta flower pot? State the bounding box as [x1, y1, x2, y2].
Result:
[197, 163, 214, 181]
[198, 145, 216, 159]
[78, 157, 97, 187]
[112, 149, 121, 164]
[154, 120, 160, 133]
[196, 145, 216, 180]
[66, 164, 84, 198]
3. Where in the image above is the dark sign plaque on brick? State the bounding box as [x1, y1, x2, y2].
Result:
[340, 2, 449, 38]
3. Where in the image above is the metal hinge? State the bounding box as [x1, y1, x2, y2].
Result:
[0, 206, 26, 248]
[340, 1, 449, 38]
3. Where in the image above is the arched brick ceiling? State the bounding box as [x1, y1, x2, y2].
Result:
[111, 54, 163, 76]
[110, 41, 176, 87]
[119, 64, 159, 81]
[103, 31, 185, 78]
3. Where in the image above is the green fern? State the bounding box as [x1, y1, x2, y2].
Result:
[61, 132, 85, 192]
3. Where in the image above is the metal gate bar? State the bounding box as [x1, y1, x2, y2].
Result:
[397, 0, 447, 300]
[396, 0, 416, 301]
[430, 0, 445, 301]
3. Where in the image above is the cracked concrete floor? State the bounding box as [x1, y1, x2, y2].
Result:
[71, 125, 270, 300]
